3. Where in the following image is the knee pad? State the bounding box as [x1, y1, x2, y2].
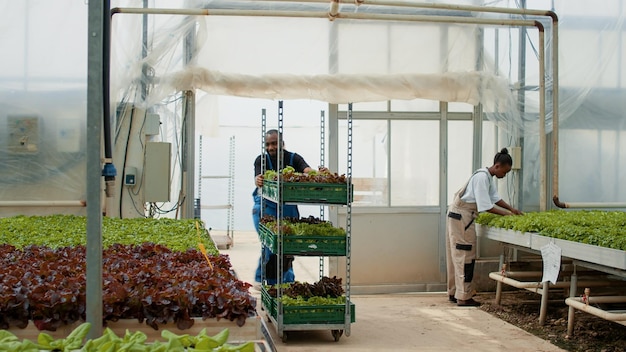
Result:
[464, 259, 476, 282]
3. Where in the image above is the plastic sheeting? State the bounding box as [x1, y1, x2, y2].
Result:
[166, 69, 515, 107]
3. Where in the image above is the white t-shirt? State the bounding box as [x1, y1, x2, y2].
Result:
[460, 167, 501, 212]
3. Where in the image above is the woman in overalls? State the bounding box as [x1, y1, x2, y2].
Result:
[446, 148, 523, 306]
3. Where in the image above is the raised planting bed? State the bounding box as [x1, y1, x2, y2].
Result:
[476, 210, 626, 251]
[476, 210, 626, 269]
[0, 215, 256, 334]
[0, 214, 219, 253]
[476, 225, 532, 248]
[258, 216, 346, 256]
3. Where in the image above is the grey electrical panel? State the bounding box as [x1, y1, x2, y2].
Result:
[144, 142, 171, 202]
[8, 115, 39, 154]
[144, 113, 161, 136]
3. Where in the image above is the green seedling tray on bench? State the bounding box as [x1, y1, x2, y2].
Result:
[259, 224, 347, 256]
[262, 180, 353, 204]
[261, 287, 355, 325]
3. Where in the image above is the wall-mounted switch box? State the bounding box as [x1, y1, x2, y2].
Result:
[124, 166, 137, 186]
[144, 113, 161, 136]
[511, 146, 522, 170]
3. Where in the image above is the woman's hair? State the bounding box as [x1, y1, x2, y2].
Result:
[493, 148, 513, 166]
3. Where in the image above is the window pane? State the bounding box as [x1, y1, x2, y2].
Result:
[338, 101, 388, 112]
[339, 119, 389, 206]
[390, 98, 439, 112]
[481, 120, 497, 167]
[447, 120, 474, 204]
[390, 120, 439, 206]
[448, 102, 474, 112]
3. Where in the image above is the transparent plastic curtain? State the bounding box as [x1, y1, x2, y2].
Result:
[3, 0, 626, 217]
[0, 0, 88, 216]
[108, 0, 626, 210]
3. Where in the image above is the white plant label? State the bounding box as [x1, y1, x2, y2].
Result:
[541, 242, 561, 284]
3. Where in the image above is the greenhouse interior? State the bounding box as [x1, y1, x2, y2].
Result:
[1, 0, 626, 351]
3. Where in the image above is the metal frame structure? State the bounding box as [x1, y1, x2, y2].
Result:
[261, 100, 354, 342]
[87, 0, 558, 337]
[198, 135, 236, 248]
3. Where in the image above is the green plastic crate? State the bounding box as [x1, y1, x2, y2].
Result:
[261, 287, 277, 318]
[262, 180, 353, 204]
[282, 303, 356, 324]
[259, 224, 347, 256]
[261, 288, 355, 325]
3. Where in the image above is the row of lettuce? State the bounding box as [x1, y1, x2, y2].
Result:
[0, 214, 219, 253]
[476, 210, 626, 251]
[0, 215, 257, 336]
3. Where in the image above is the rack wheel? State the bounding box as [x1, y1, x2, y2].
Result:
[331, 330, 343, 341]
[281, 332, 288, 343]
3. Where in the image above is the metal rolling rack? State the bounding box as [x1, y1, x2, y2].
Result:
[260, 101, 354, 342]
[198, 135, 236, 249]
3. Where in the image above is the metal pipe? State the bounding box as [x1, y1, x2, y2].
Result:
[489, 272, 614, 289]
[567, 272, 578, 336]
[539, 281, 549, 325]
[0, 200, 86, 207]
[495, 258, 505, 305]
[538, 26, 547, 210]
[554, 201, 626, 208]
[568, 296, 626, 304]
[111, 7, 538, 28]
[102, 0, 117, 217]
[566, 297, 626, 323]
[329, 0, 339, 20]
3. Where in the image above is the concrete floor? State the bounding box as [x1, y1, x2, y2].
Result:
[214, 230, 565, 352]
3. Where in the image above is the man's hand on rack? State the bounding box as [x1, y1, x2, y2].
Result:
[255, 174, 264, 188]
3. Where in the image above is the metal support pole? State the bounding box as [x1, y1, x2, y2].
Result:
[86, 0, 104, 340]
[319, 110, 326, 280]
[567, 270, 578, 336]
[495, 253, 505, 305]
[539, 280, 549, 325]
[345, 102, 353, 337]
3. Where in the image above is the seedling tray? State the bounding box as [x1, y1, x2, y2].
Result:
[262, 180, 352, 204]
[259, 224, 346, 256]
[261, 288, 355, 325]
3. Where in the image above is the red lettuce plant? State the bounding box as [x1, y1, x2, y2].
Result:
[0, 243, 255, 331]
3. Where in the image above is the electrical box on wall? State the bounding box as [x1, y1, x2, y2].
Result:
[8, 115, 39, 154]
[511, 146, 522, 170]
[144, 142, 171, 202]
[144, 113, 161, 136]
[124, 166, 137, 186]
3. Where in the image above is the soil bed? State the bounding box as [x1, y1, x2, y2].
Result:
[478, 291, 626, 352]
